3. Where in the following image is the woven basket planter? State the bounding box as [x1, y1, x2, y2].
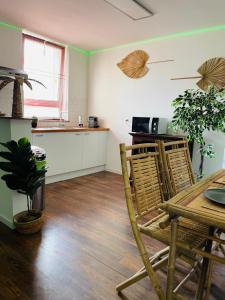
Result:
[13, 210, 43, 234]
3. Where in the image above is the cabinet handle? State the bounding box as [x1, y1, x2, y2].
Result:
[84, 133, 90, 135]
[35, 134, 44, 137]
[75, 133, 81, 136]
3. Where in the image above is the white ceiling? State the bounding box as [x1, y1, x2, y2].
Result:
[0, 0, 225, 50]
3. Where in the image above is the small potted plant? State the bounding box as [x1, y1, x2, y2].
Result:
[0, 137, 47, 234]
[31, 116, 38, 128]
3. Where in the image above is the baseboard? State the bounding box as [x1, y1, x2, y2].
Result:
[0, 214, 14, 229]
[105, 167, 122, 175]
[46, 165, 106, 184]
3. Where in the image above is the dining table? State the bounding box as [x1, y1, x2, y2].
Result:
[160, 168, 225, 300]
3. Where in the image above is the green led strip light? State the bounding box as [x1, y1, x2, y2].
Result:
[89, 23, 225, 55]
[68, 45, 90, 56]
[1, 21, 225, 56]
[0, 21, 22, 32]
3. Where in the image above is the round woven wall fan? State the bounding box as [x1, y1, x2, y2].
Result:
[171, 57, 225, 91]
[117, 50, 173, 79]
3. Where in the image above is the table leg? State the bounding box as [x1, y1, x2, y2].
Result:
[195, 227, 214, 300]
[166, 217, 178, 300]
[204, 260, 213, 300]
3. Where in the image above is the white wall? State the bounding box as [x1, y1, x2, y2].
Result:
[0, 27, 89, 125]
[68, 48, 88, 126]
[88, 31, 225, 175]
[0, 27, 23, 115]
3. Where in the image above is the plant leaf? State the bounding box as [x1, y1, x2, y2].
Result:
[0, 162, 17, 172]
[0, 137, 48, 198]
[28, 78, 46, 88]
[24, 80, 32, 90]
[0, 76, 14, 81]
[1, 174, 26, 191]
[0, 151, 14, 162]
[0, 78, 14, 90]
[0, 140, 18, 152]
[18, 137, 30, 148]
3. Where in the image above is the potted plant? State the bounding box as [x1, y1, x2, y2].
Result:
[171, 86, 225, 178]
[31, 116, 38, 128]
[0, 137, 47, 234]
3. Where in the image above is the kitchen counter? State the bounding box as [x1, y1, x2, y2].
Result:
[32, 127, 109, 183]
[32, 127, 109, 133]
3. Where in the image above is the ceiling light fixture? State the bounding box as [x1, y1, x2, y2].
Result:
[103, 0, 153, 21]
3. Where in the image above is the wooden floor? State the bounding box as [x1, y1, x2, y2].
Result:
[0, 171, 225, 300]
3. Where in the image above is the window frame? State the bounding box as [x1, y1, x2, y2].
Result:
[23, 34, 65, 112]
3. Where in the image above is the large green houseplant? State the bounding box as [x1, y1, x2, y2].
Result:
[171, 86, 225, 177]
[0, 137, 47, 233]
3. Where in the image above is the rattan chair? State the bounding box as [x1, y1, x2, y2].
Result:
[159, 140, 225, 297]
[159, 140, 195, 198]
[117, 143, 208, 299]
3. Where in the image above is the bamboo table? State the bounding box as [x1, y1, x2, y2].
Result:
[160, 169, 225, 300]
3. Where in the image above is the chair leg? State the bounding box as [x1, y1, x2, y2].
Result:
[116, 268, 148, 292]
[166, 218, 178, 300]
[195, 257, 210, 300]
[173, 260, 200, 294]
[141, 251, 165, 300]
[116, 250, 169, 292]
[195, 227, 213, 300]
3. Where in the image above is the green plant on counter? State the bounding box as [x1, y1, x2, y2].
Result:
[171, 86, 225, 178]
[0, 137, 47, 219]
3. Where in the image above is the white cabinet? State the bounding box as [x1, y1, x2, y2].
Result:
[83, 132, 107, 168]
[32, 131, 108, 178]
[33, 132, 84, 176]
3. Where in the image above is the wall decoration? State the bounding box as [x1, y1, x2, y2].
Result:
[171, 57, 225, 91]
[0, 75, 45, 118]
[117, 50, 174, 79]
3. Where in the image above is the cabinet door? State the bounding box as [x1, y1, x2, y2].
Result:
[83, 132, 107, 168]
[32, 132, 84, 176]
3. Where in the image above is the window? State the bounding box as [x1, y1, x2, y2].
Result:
[23, 34, 66, 119]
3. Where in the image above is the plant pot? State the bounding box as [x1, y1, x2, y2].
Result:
[13, 210, 43, 234]
[31, 121, 38, 128]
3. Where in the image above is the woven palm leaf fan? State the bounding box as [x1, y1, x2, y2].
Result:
[117, 50, 174, 79]
[171, 57, 225, 91]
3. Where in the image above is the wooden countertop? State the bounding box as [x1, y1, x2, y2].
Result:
[32, 127, 109, 133]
